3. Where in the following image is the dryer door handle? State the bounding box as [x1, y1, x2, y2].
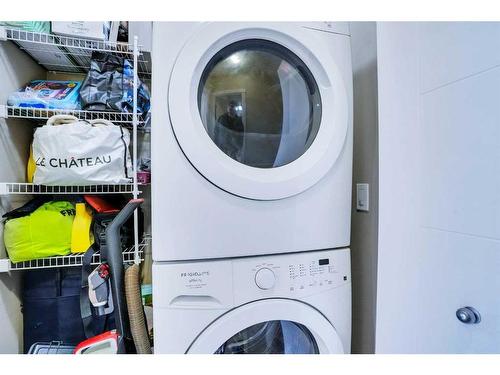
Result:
[170, 295, 222, 308]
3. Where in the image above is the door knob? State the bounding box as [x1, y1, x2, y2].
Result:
[456, 306, 481, 324]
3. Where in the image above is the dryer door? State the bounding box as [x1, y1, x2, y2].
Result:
[168, 23, 349, 200]
[187, 299, 345, 354]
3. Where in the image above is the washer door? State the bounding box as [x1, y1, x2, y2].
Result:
[168, 23, 349, 200]
[187, 299, 345, 354]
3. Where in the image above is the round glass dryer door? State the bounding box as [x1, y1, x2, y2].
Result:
[198, 39, 322, 169]
[168, 23, 349, 200]
[214, 320, 319, 354]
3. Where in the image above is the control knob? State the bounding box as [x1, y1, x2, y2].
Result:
[255, 268, 276, 290]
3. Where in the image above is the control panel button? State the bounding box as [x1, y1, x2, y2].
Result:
[255, 268, 276, 290]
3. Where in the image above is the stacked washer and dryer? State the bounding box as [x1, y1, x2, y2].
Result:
[151, 22, 353, 354]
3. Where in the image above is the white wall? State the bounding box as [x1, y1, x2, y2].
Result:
[349, 22, 379, 354]
[0, 41, 44, 353]
[376, 22, 500, 353]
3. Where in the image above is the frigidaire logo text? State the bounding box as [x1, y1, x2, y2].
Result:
[180, 271, 210, 277]
[36, 155, 112, 168]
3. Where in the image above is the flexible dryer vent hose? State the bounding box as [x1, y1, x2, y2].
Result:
[125, 264, 152, 354]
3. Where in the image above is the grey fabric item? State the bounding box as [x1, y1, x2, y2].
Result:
[80, 52, 124, 111]
[80, 52, 150, 117]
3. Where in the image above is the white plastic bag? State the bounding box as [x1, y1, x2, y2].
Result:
[32, 115, 133, 185]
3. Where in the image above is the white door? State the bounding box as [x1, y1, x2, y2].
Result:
[168, 23, 349, 200]
[376, 22, 500, 353]
[187, 299, 345, 354]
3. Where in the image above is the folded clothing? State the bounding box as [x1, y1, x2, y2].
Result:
[7, 80, 82, 110]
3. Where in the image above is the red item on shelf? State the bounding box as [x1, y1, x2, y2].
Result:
[84, 195, 120, 214]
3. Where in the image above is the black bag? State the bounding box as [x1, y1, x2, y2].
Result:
[93, 209, 143, 251]
[22, 268, 114, 353]
[90, 195, 144, 251]
[2, 196, 53, 219]
[79, 51, 150, 116]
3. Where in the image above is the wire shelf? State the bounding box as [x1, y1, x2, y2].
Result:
[0, 183, 140, 196]
[5, 235, 151, 271]
[1, 27, 151, 77]
[0, 28, 149, 277]
[3, 105, 146, 129]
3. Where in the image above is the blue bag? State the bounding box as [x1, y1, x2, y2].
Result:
[22, 267, 114, 353]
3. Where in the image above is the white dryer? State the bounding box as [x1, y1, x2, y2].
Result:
[152, 22, 353, 260]
[153, 248, 351, 353]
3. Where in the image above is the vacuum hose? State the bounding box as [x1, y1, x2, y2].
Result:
[125, 264, 152, 354]
[105, 198, 144, 353]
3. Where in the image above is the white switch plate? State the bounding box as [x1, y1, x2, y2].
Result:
[356, 183, 369, 212]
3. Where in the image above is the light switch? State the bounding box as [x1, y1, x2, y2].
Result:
[356, 183, 369, 212]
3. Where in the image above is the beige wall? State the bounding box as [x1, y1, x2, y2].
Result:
[203, 54, 284, 165]
[349, 22, 379, 354]
[0, 41, 45, 353]
[205, 53, 283, 135]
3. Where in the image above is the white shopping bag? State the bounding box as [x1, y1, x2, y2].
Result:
[32, 115, 133, 185]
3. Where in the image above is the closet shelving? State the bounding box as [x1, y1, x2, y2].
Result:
[0, 26, 151, 128]
[0, 182, 142, 196]
[0, 106, 146, 129]
[0, 235, 151, 273]
[0, 27, 151, 77]
[0, 26, 150, 272]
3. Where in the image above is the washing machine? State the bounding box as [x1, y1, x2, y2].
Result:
[152, 22, 353, 260]
[153, 248, 351, 353]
